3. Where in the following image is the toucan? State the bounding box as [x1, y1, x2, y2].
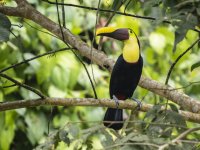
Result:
[96, 27, 143, 130]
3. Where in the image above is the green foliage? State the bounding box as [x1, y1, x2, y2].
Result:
[142, 0, 200, 52]
[191, 61, 200, 71]
[145, 104, 187, 138]
[0, 13, 11, 42]
[0, 0, 200, 149]
[25, 111, 47, 145]
[0, 112, 16, 150]
[112, 0, 124, 10]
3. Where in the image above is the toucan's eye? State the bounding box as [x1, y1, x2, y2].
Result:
[129, 29, 133, 33]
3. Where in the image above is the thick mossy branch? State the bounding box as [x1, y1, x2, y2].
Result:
[0, 1, 200, 113]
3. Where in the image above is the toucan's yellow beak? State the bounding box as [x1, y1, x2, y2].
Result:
[96, 27, 118, 35]
[96, 27, 129, 41]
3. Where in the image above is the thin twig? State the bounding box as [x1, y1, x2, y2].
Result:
[11, 23, 23, 28]
[173, 127, 200, 142]
[53, 0, 98, 98]
[0, 47, 72, 73]
[90, 0, 102, 93]
[175, 0, 200, 8]
[158, 127, 200, 150]
[97, 0, 125, 51]
[0, 73, 46, 98]
[47, 1, 68, 134]
[177, 139, 200, 144]
[24, 20, 58, 38]
[1, 83, 17, 88]
[104, 142, 159, 149]
[41, 0, 200, 35]
[72, 50, 98, 99]
[61, 0, 65, 28]
[165, 38, 200, 85]
[41, 0, 169, 23]
[124, 0, 132, 14]
[148, 81, 200, 91]
[55, 0, 65, 42]
[164, 38, 200, 110]
[54, 120, 188, 129]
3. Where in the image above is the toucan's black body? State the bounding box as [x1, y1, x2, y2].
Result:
[110, 55, 143, 99]
[104, 55, 143, 130]
[96, 27, 143, 130]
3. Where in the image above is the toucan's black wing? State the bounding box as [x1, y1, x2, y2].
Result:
[109, 54, 143, 99]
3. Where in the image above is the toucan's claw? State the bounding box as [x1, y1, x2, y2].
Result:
[132, 98, 142, 110]
[113, 95, 119, 108]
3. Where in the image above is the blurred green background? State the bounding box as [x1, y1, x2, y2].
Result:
[0, 0, 200, 149]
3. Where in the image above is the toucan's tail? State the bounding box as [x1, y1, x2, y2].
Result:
[103, 108, 123, 130]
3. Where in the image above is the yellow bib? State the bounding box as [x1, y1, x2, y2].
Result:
[123, 37, 140, 63]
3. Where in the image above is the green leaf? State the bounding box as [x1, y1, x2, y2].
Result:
[59, 130, 70, 146]
[145, 104, 162, 119]
[195, 143, 200, 149]
[165, 110, 186, 130]
[0, 27, 10, 42]
[20, 87, 40, 99]
[48, 85, 66, 97]
[0, 112, 5, 133]
[112, 0, 123, 10]
[121, 145, 137, 150]
[68, 124, 80, 139]
[172, 31, 185, 52]
[0, 112, 16, 150]
[85, 139, 93, 150]
[0, 13, 11, 42]
[168, 103, 179, 112]
[191, 61, 200, 71]
[0, 13, 11, 29]
[129, 134, 149, 142]
[117, 133, 137, 144]
[25, 111, 47, 145]
[172, 13, 198, 52]
[51, 65, 69, 90]
[79, 0, 83, 4]
[101, 130, 114, 147]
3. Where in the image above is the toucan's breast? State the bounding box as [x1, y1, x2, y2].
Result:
[109, 54, 143, 100]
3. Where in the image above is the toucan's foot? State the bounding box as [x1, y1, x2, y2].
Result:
[132, 98, 142, 110]
[113, 95, 119, 108]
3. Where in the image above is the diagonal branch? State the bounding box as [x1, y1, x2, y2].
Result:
[139, 77, 200, 113]
[158, 127, 200, 150]
[165, 38, 200, 85]
[0, 47, 72, 73]
[0, 73, 46, 98]
[0, 98, 200, 124]
[1, 2, 200, 113]
[41, 0, 167, 22]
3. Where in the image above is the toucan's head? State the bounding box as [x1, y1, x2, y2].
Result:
[96, 27, 135, 41]
[96, 27, 140, 63]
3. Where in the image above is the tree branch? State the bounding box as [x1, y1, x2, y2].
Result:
[1, 2, 200, 113]
[0, 98, 200, 124]
[139, 77, 200, 113]
[15, 0, 26, 5]
[0, 47, 72, 73]
[158, 127, 200, 150]
[41, 0, 169, 22]
[173, 127, 200, 142]
[0, 73, 46, 98]
[165, 38, 200, 85]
